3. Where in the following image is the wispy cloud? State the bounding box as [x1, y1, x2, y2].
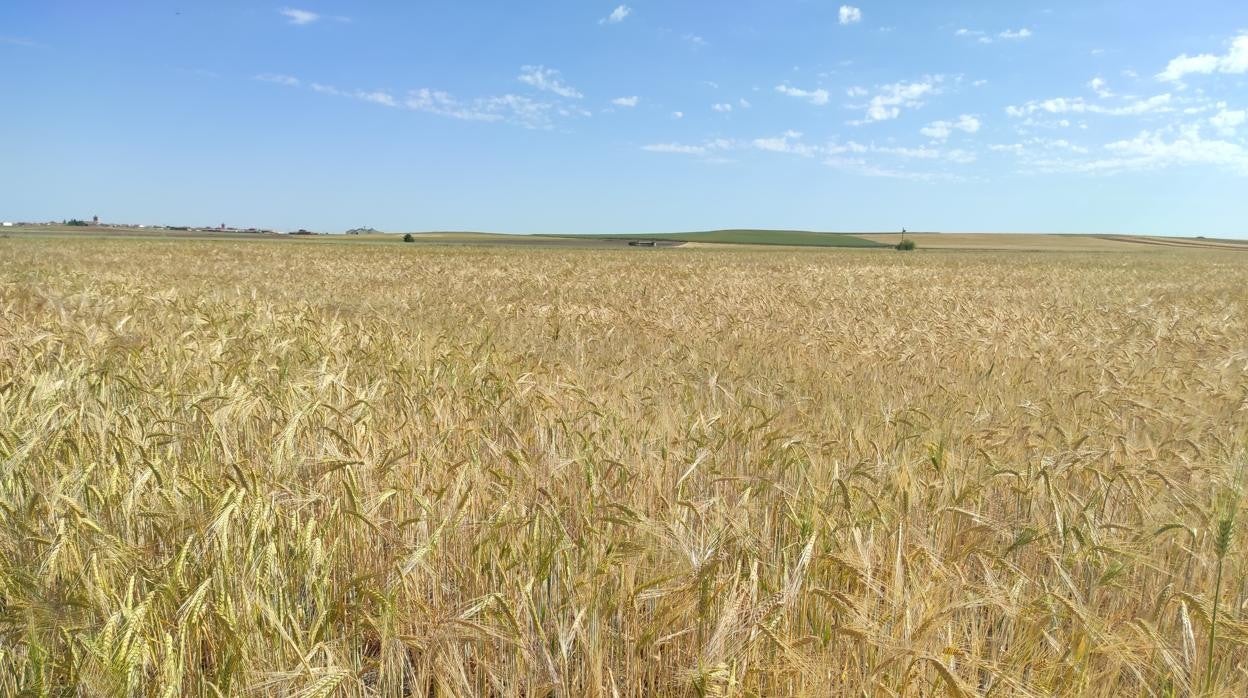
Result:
[600, 5, 631, 25]
[310, 83, 397, 109]
[1157, 31, 1248, 82]
[671, 111, 684, 119]
[1087, 77, 1113, 98]
[404, 89, 505, 122]
[838, 6, 862, 25]
[747, 131, 973, 178]
[752, 131, 974, 163]
[775, 84, 831, 106]
[1006, 93, 1173, 117]
[0, 36, 39, 47]
[357, 90, 398, 107]
[1102, 126, 1248, 172]
[611, 96, 639, 107]
[257, 73, 572, 129]
[753, 130, 827, 157]
[643, 143, 709, 155]
[824, 158, 958, 180]
[643, 129, 972, 178]
[956, 27, 1032, 44]
[517, 65, 582, 99]
[712, 103, 733, 112]
[405, 90, 557, 128]
[280, 8, 320, 25]
[642, 138, 735, 156]
[1211, 107, 1246, 135]
[855, 77, 942, 122]
[683, 33, 708, 48]
[1000, 124, 1248, 176]
[920, 114, 981, 140]
[255, 73, 301, 86]
[990, 139, 1089, 157]
[643, 128, 973, 178]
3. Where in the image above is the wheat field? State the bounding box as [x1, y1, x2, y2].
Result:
[1, 237, 1246, 696]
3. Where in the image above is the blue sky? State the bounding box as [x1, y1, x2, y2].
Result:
[3, 1, 1247, 235]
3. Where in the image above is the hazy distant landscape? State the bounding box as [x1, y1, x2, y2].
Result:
[5, 224, 1247, 252]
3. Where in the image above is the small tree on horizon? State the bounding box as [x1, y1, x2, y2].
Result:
[402, 233, 415, 243]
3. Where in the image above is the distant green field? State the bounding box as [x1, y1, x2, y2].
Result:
[549, 229, 888, 248]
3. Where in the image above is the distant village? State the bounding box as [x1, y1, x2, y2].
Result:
[0, 215, 381, 236]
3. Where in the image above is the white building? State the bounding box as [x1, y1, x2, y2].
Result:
[1, 222, 14, 227]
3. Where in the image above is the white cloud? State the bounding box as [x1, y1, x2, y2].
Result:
[1045, 139, 1089, 154]
[1100, 125, 1248, 173]
[644, 129, 971, 178]
[280, 8, 319, 25]
[257, 72, 571, 128]
[672, 111, 684, 119]
[517, 66, 582, 99]
[1013, 116, 1079, 130]
[642, 138, 735, 156]
[958, 27, 1031, 44]
[684, 33, 708, 47]
[309, 82, 344, 96]
[775, 84, 831, 106]
[990, 138, 1091, 167]
[998, 28, 1032, 40]
[1211, 108, 1246, 134]
[643, 143, 708, 155]
[407, 90, 558, 128]
[753, 130, 825, 157]
[1006, 93, 1173, 117]
[858, 77, 941, 122]
[824, 157, 958, 180]
[846, 86, 868, 97]
[712, 103, 733, 112]
[996, 124, 1248, 175]
[871, 145, 941, 159]
[611, 96, 639, 107]
[751, 131, 975, 171]
[972, 79, 989, 87]
[920, 114, 981, 140]
[1087, 77, 1113, 98]
[358, 91, 397, 107]
[255, 73, 301, 86]
[600, 5, 631, 24]
[1157, 32, 1248, 82]
[1037, 138, 1089, 153]
[1158, 54, 1220, 82]
[838, 6, 862, 25]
